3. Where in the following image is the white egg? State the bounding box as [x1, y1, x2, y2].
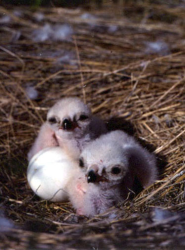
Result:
[27, 147, 77, 202]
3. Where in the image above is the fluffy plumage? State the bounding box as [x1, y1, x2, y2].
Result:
[69, 130, 158, 216]
[28, 97, 107, 161]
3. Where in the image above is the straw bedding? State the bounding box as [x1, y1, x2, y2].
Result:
[0, 1, 184, 249]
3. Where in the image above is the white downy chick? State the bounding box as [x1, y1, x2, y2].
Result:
[28, 97, 107, 161]
[69, 130, 157, 216]
[27, 147, 78, 202]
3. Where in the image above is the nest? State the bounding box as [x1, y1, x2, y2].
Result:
[0, 1, 184, 249]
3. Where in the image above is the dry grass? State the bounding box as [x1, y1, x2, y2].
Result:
[0, 1, 184, 249]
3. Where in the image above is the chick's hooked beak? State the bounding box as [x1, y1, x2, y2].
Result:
[87, 170, 97, 183]
[61, 118, 79, 131]
[87, 165, 107, 183]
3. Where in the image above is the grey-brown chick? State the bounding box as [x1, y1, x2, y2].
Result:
[28, 97, 107, 161]
[69, 130, 157, 216]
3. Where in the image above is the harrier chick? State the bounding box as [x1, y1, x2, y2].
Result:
[28, 97, 106, 161]
[69, 130, 157, 216]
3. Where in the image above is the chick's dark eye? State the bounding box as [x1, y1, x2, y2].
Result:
[79, 114, 89, 121]
[111, 166, 121, 175]
[79, 158, 84, 168]
[48, 117, 57, 124]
